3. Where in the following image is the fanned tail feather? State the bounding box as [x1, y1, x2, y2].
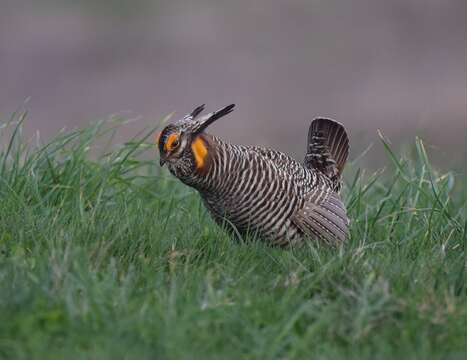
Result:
[304, 118, 349, 188]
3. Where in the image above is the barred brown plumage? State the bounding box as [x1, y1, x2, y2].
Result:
[157, 104, 350, 246]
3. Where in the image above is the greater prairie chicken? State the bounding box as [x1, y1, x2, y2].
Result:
[157, 104, 349, 246]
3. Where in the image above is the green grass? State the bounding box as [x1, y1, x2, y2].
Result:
[0, 110, 466, 359]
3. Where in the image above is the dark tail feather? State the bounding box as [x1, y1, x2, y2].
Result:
[304, 118, 349, 184]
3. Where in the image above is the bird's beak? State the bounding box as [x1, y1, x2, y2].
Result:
[160, 158, 166, 167]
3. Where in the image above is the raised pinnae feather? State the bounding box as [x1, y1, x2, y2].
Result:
[175, 104, 235, 134]
[194, 104, 235, 134]
[190, 104, 206, 118]
[177, 104, 206, 126]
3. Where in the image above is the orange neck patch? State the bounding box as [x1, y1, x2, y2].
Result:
[191, 136, 208, 169]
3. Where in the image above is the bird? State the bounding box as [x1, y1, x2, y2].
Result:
[157, 104, 349, 247]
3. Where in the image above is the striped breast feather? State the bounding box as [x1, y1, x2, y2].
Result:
[291, 188, 349, 245]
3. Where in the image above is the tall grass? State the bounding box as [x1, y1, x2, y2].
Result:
[0, 111, 466, 359]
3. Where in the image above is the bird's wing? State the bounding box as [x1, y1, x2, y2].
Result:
[291, 187, 349, 245]
[246, 142, 349, 245]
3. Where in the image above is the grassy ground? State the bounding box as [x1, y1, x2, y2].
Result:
[0, 111, 466, 359]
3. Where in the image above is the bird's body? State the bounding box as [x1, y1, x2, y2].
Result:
[158, 105, 349, 247]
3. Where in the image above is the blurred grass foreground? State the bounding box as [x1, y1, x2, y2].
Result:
[0, 110, 466, 359]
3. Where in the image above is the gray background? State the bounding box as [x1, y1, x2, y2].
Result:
[2, 0, 467, 167]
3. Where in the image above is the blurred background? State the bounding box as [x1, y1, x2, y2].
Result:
[1, 0, 467, 168]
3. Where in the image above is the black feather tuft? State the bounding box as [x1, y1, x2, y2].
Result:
[190, 104, 206, 118]
[210, 104, 235, 121]
[195, 104, 235, 134]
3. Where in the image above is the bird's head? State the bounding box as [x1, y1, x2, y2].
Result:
[156, 104, 235, 178]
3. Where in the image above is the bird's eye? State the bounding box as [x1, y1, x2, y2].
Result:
[164, 133, 181, 152]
